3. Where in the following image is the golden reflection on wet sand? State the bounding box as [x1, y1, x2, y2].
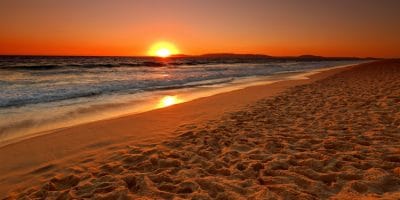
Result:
[157, 95, 182, 108]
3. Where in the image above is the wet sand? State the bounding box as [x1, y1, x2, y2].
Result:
[2, 60, 400, 199]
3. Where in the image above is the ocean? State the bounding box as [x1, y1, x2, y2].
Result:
[0, 56, 364, 144]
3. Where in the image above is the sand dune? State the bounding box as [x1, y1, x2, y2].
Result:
[3, 60, 400, 199]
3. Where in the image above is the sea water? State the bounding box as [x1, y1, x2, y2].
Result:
[0, 56, 364, 144]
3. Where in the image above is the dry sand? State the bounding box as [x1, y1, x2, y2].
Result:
[2, 60, 400, 199]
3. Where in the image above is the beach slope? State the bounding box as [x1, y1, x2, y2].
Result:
[3, 60, 400, 199]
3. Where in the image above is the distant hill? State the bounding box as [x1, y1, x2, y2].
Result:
[160, 53, 377, 67]
[170, 54, 190, 58]
[176, 53, 377, 61]
[199, 53, 272, 58]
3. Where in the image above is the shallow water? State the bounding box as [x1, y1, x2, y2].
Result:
[0, 56, 363, 144]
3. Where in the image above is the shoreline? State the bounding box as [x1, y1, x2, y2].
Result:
[0, 63, 360, 148]
[0, 63, 358, 197]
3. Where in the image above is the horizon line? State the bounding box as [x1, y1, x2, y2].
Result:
[0, 53, 381, 59]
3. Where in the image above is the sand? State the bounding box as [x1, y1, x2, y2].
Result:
[2, 60, 400, 199]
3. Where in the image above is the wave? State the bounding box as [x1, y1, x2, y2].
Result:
[0, 60, 247, 71]
[0, 58, 319, 71]
[0, 59, 363, 109]
[0, 62, 169, 71]
[0, 77, 235, 108]
[0, 90, 104, 108]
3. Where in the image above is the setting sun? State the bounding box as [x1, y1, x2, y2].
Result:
[148, 41, 179, 58]
[156, 48, 171, 58]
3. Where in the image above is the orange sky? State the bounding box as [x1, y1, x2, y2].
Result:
[0, 0, 399, 57]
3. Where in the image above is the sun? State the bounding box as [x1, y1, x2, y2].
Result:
[148, 41, 179, 58]
[156, 48, 171, 58]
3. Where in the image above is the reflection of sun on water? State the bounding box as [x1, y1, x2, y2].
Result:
[158, 95, 181, 108]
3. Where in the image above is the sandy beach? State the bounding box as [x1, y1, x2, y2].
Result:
[1, 60, 400, 199]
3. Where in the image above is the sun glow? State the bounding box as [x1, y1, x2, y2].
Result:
[148, 41, 179, 58]
[156, 48, 171, 58]
[158, 95, 181, 108]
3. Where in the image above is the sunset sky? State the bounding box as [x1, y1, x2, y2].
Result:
[0, 0, 399, 57]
